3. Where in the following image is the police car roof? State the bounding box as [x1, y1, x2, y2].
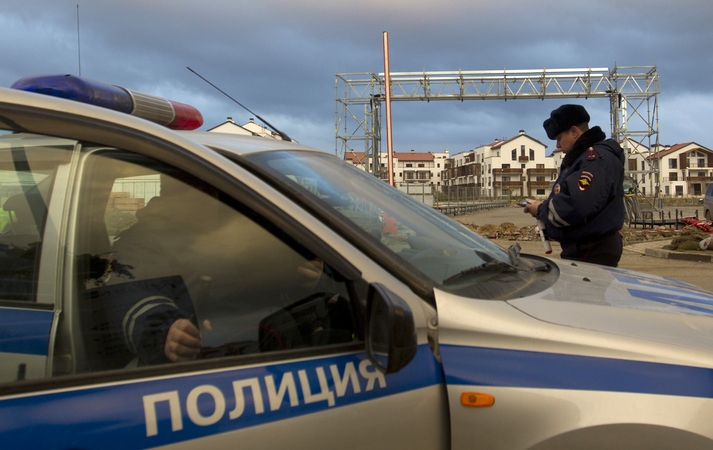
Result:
[0, 86, 328, 159]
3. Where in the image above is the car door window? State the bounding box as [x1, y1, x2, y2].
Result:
[0, 132, 74, 385]
[71, 148, 360, 374]
[0, 133, 71, 303]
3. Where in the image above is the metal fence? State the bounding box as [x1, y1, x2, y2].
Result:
[398, 183, 508, 215]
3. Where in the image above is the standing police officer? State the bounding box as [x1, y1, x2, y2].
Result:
[524, 104, 625, 267]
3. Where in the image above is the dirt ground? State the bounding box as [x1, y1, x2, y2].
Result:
[454, 205, 713, 293]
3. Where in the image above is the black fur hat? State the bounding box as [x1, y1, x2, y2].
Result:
[543, 104, 590, 140]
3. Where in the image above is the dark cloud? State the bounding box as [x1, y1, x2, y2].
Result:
[1, 0, 712, 153]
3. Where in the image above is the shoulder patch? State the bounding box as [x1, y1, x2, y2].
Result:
[586, 146, 599, 160]
[578, 171, 594, 191]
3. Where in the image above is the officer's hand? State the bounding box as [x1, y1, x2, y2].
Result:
[523, 201, 542, 218]
[165, 319, 202, 362]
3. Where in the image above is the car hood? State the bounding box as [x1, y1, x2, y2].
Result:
[507, 260, 713, 352]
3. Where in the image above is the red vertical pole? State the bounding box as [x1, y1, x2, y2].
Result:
[383, 31, 395, 186]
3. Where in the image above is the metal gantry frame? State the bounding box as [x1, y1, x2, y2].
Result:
[335, 64, 660, 194]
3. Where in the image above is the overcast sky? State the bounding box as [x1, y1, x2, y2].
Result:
[2, 0, 712, 157]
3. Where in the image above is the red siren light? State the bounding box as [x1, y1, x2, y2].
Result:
[11, 74, 203, 130]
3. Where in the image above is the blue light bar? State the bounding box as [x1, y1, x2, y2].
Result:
[11, 74, 203, 130]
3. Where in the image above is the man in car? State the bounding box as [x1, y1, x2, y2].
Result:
[100, 172, 326, 365]
[523, 104, 625, 267]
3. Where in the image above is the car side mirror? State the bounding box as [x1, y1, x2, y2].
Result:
[365, 283, 417, 374]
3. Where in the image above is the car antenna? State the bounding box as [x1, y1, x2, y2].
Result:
[187, 66, 293, 142]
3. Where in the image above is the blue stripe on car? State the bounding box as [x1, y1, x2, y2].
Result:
[0, 345, 442, 449]
[440, 344, 713, 398]
[0, 308, 53, 356]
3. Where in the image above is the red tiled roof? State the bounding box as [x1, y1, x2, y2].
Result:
[654, 143, 691, 159]
[344, 151, 367, 163]
[489, 138, 515, 149]
[644, 143, 713, 160]
[489, 133, 548, 149]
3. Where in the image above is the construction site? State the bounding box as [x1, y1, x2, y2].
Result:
[335, 62, 674, 226]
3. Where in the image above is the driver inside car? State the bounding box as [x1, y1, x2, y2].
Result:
[97, 171, 331, 365]
[164, 259, 326, 363]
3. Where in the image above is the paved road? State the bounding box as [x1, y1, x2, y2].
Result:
[453, 204, 713, 293]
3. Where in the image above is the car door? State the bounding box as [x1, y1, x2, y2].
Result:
[0, 134, 74, 384]
[0, 104, 447, 449]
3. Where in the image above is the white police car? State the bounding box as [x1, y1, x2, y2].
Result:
[2, 74, 713, 449]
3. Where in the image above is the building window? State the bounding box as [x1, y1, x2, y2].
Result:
[405, 163, 413, 168]
[418, 163, 425, 168]
[676, 185, 683, 196]
[530, 149, 535, 160]
[521, 164, 526, 169]
[669, 159, 677, 169]
[537, 189, 545, 195]
[536, 164, 544, 169]
[511, 149, 516, 161]
[669, 172, 678, 181]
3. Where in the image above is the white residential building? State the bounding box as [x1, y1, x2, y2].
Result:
[442, 130, 558, 198]
[649, 142, 713, 197]
[208, 117, 286, 140]
[344, 149, 449, 187]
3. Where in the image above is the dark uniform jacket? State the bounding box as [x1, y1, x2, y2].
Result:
[101, 194, 331, 365]
[537, 126, 625, 250]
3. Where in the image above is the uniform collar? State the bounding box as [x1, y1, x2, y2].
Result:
[561, 126, 607, 168]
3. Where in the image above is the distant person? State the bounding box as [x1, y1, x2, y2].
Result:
[523, 104, 625, 267]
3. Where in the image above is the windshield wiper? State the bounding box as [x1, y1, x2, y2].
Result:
[443, 248, 518, 284]
[443, 243, 552, 284]
[507, 243, 521, 266]
[443, 258, 518, 284]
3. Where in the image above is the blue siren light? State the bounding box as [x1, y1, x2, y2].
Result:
[11, 74, 203, 130]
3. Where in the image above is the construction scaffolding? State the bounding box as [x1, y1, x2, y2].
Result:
[335, 64, 660, 196]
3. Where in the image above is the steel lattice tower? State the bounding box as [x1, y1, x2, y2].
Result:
[335, 64, 660, 194]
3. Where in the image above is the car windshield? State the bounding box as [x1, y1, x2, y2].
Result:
[243, 150, 512, 286]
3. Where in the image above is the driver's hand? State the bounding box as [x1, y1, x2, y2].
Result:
[164, 318, 202, 362]
[298, 258, 324, 288]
